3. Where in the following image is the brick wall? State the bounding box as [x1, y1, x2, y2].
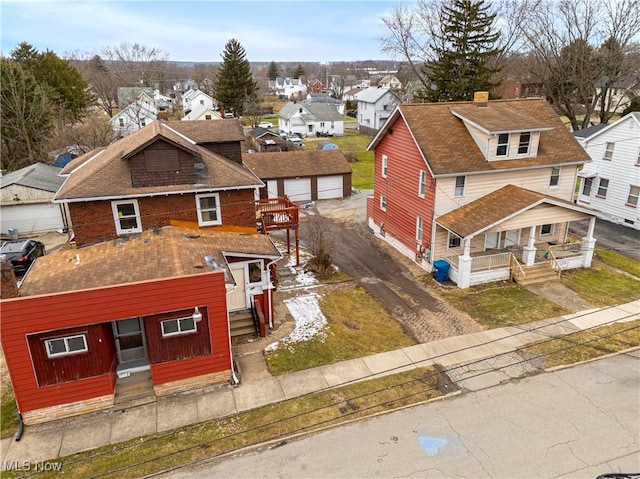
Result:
[22, 394, 114, 425]
[153, 370, 230, 396]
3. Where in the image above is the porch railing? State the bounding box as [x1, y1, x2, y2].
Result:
[546, 249, 563, 278]
[509, 253, 526, 282]
[470, 252, 511, 272]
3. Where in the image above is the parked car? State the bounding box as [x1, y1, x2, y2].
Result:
[257, 121, 272, 129]
[0, 239, 46, 275]
[347, 109, 357, 118]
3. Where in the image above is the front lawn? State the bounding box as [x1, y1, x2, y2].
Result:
[560, 264, 640, 306]
[322, 131, 375, 189]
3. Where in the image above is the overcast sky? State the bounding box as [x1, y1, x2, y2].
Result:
[1, 0, 409, 63]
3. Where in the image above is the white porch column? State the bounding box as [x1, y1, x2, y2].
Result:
[457, 238, 472, 289]
[522, 225, 537, 266]
[582, 217, 597, 267]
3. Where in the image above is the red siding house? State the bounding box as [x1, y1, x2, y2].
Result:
[0, 226, 281, 425]
[56, 119, 262, 247]
[367, 96, 599, 288]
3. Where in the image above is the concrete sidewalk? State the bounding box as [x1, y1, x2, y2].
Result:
[1, 300, 638, 465]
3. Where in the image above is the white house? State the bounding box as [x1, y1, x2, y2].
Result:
[182, 90, 215, 115]
[576, 112, 640, 230]
[181, 103, 222, 121]
[270, 78, 307, 99]
[111, 101, 157, 137]
[356, 87, 400, 135]
[277, 102, 344, 137]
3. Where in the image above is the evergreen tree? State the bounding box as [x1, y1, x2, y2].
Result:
[420, 0, 503, 102]
[214, 39, 257, 116]
[292, 64, 306, 79]
[267, 61, 280, 80]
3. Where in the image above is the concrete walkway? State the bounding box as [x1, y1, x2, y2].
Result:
[1, 299, 638, 466]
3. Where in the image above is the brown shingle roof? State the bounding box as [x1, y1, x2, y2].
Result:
[242, 150, 352, 179]
[435, 184, 589, 238]
[385, 98, 590, 176]
[19, 227, 281, 296]
[450, 102, 552, 132]
[55, 122, 262, 201]
[165, 119, 245, 143]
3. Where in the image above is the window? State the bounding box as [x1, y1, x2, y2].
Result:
[448, 232, 461, 249]
[320, 122, 325, 128]
[118, 118, 125, 127]
[45, 334, 88, 358]
[582, 178, 593, 196]
[112, 200, 142, 234]
[380, 195, 387, 211]
[540, 224, 553, 236]
[603, 142, 615, 161]
[205, 115, 212, 120]
[418, 171, 427, 197]
[161, 316, 196, 337]
[248, 261, 262, 283]
[381, 155, 388, 177]
[549, 167, 561, 187]
[416, 216, 423, 242]
[496, 133, 509, 156]
[597, 178, 610, 198]
[140, 119, 146, 127]
[196, 193, 221, 226]
[636, 148, 640, 165]
[627, 185, 640, 207]
[199, 99, 204, 105]
[454, 176, 466, 197]
[518, 132, 531, 154]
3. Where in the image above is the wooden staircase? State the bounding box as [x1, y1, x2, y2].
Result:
[230, 311, 257, 337]
[114, 370, 156, 409]
[513, 263, 560, 286]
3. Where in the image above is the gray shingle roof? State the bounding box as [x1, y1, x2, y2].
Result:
[1, 163, 64, 192]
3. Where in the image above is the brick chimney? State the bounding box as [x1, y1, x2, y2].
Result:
[1, 259, 19, 299]
[473, 91, 489, 107]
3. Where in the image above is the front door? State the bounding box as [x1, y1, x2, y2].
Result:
[504, 229, 521, 248]
[228, 267, 248, 311]
[113, 318, 147, 363]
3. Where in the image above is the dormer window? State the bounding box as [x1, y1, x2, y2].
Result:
[518, 132, 531, 154]
[497, 134, 509, 156]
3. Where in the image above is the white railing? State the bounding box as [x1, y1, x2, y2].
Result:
[470, 252, 511, 272]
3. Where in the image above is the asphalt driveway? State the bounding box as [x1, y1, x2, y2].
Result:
[570, 218, 640, 262]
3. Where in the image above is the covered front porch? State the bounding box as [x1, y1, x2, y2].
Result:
[432, 185, 598, 288]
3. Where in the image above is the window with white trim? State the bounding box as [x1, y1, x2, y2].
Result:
[549, 167, 561, 187]
[636, 147, 640, 165]
[140, 119, 146, 127]
[112, 200, 142, 235]
[603, 142, 614, 161]
[540, 224, 553, 236]
[627, 185, 639, 207]
[161, 316, 197, 337]
[597, 178, 610, 198]
[248, 261, 262, 283]
[418, 171, 427, 197]
[381, 155, 388, 177]
[448, 232, 461, 249]
[496, 133, 509, 156]
[416, 216, 423, 242]
[582, 178, 593, 196]
[454, 176, 466, 197]
[380, 195, 387, 211]
[118, 117, 125, 127]
[196, 193, 222, 226]
[518, 132, 531, 154]
[45, 334, 88, 358]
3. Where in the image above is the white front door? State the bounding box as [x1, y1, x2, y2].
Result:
[484, 232, 500, 249]
[504, 229, 521, 248]
[228, 267, 248, 311]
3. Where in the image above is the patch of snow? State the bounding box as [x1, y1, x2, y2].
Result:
[266, 293, 327, 351]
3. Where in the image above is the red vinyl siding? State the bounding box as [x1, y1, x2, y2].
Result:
[370, 116, 436, 253]
[0, 272, 229, 414]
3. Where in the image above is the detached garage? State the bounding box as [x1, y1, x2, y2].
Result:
[243, 150, 352, 202]
[0, 163, 68, 236]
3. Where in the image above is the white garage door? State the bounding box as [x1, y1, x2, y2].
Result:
[1, 203, 64, 235]
[317, 175, 344, 200]
[284, 178, 311, 202]
[267, 180, 278, 199]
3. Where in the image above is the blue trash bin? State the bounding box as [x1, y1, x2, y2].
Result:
[433, 260, 450, 283]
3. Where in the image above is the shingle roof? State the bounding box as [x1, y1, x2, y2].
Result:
[357, 87, 395, 103]
[19, 226, 281, 296]
[0, 163, 64, 192]
[242, 150, 352, 179]
[165, 118, 245, 143]
[384, 98, 591, 176]
[435, 184, 593, 238]
[55, 121, 262, 201]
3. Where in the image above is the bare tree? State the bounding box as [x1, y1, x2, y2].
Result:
[101, 42, 168, 88]
[306, 215, 334, 278]
[51, 111, 115, 154]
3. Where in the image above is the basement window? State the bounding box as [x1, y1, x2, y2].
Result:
[45, 334, 88, 358]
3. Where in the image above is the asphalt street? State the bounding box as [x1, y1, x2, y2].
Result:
[163, 351, 640, 479]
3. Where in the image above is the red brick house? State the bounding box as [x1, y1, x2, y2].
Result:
[56, 120, 262, 247]
[0, 226, 281, 424]
[367, 96, 599, 288]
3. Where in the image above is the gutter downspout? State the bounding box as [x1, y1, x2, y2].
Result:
[265, 258, 280, 329]
[15, 412, 24, 441]
[225, 286, 240, 385]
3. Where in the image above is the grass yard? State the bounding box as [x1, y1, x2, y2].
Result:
[1, 366, 443, 479]
[426, 280, 570, 329]
[318, 131, 375, 189]
[519, 319, 640, 369]
[1, 382, 18, 440]
[560, 264, 640, 306]
[265, 287, 416, 375]
[594, 247, 640, 278]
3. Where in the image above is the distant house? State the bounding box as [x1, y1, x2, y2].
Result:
[246, 128, 287, 153]
[575, 112, 640, 230]
[111, 100, 157, 137]
[309, 79, 324, 94]
[117, 87, 155, 111]
[594, 74, 640, 114]
[182, 103, 222, 121]
[243, 150, 352, 201]
[356, 87, 400, 136]
[343, 87, 364, 102]
[0, 163, 68, 235]
[269, 77, 307, 99]
[277, 102, 344, 137]
[182, 90, 215, 115]
[377, 75, 402, 92]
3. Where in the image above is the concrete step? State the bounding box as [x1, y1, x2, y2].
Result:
[114, 371, 156, 408]
[230, 311, 257, 337]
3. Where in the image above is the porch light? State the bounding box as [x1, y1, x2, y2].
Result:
[192, 307, 202, 322]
